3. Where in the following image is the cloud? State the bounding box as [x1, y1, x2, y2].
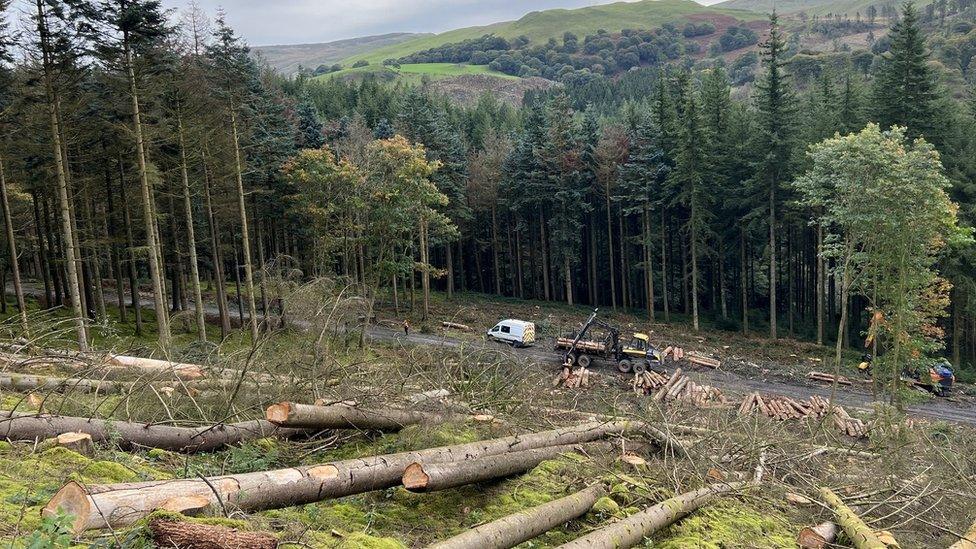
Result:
[159, 0, 622, 46]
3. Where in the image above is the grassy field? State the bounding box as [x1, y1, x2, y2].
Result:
[340, 0, 763, 66]
[316, 62, 516, 84]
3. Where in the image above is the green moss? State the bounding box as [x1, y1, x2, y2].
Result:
[649, 501, 796, 548]
[143, 510, 251, 530]
[590, 496, 620, 517]
[337, 533, 406, 549]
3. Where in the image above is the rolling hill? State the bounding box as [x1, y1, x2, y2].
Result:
[338, 0, 763, 66]
[252, 33, 428, 76]
[715, 0, 929, 16]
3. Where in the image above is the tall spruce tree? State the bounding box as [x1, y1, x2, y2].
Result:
[752, 11, 797, 340]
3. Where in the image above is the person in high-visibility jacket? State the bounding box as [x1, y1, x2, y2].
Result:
[929, 359, 955, 397]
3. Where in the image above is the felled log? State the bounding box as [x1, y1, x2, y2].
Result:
[653, 369, 683, 402]
[0, 373, 125, 394]
[428, 484, 606, 549]
[819, 487, 888, 549]
[556, 481, 748, 549]
[948, 519, 976, 549]
[45, 420, 641, 532]
[686, 352, 720, 368]
[403, 441, 613, 492]
[107, 355, 206, 380]
[148, 518, 278, 549]
[798, 521, 839, 549]
[265, 402, 451, 431]
[0, 412, 304, 453]
[441, 321, 471, 332]
[808, 371, 853, 386]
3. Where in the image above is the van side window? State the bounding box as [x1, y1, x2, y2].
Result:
[491, 326, 500, 332]
[501, 325, 511, 334]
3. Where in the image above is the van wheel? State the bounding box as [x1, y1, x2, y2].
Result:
[577, 355, 592, 369]
[633, 362, 647, 374]
[617, 359, 633, 374]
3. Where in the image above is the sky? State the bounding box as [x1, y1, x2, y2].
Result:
[158, 0, 721, 47]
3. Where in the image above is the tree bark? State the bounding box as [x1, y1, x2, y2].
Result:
[661, 209, 669, 321]
[202, 147, 231, 338]
[643, 204, 654, 321]
[229, 106, 259, 341]
[124, 36, 170, 347]
[769, 181, 777, 339]
[429, 484, 606, 549]
[148, 518, 278, 549]
[818, 487, 888, 549]
[45, 420, 641, 532]
[557, 482, 749, 549]
[36, 0, 87, 350]
[266, 402, 454, 431]
[740, 226, 749, 334]
[606, 188, 617, 310]
[816, 224, 824, 346]
[404, 442, 613, 492]
[177, 111, 206, 341]
[564, 255, 573, 305]
[690, 206, 700, 332]
[492, 205, 501, 295]
[540, 211, 550, 301]
[0, 155, 27, 334]
[0, 412, 304, 453]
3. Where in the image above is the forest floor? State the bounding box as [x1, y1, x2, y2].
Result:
[3, 282, 976, 547]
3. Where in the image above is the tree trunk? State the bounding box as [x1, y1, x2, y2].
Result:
[420, 218, 430, 320]
[606, 186, 617, 310]
[643, 204, 654, 321]
[428, 484, 606, 549]
[233, 241, 244, 324]
[45, 420, 640, 533]
[0, 155, 27, 334]
[818, 488, 888, 549]
[104, 160, 126, 323]
[266, 402, 454, 431]
[177, 112, 206, 341]
[564, 255, 573, 305]
[0, 412, 304, 453]
[229, 106, 259, 342]
[661, 209, 669, 322]
[690, 208, 700, 332]
[816, 224, 825, 346]
[540, 211, 550, 301]
[125, 38, 170, 348]
[202, 148, 231, 338]
[446, 241, 454, 299]
[403, 442, 614, 493]
[492, 205, 501, 295]
[254, 199, 270, 321]
[118, 161, 143, 335]
[740, 226, 748, 334]
[557, 482, 749, 549]
[149, 518, 277, 549]
[37, 0, 87, 350]
[769, 181, 777, 339]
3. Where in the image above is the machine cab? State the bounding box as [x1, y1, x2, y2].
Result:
[623, 333, 662, 363]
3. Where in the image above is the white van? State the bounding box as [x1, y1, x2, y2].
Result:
[487, 319, 536, 347]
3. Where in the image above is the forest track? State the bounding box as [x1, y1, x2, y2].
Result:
[12, 283, 976, 427]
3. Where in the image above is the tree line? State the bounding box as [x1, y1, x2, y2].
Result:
[0, 1, 974, 378]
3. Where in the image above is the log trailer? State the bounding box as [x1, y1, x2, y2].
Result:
[554, 309, 662, 374]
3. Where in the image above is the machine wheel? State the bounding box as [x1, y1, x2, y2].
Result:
[577, 355, 592, 369]
[633, 361, 647, 374]
[565, 353, 577, 367]
[617, 359, 633, 374]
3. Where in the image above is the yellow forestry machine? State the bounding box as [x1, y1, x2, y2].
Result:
[554, 309, 663, 373]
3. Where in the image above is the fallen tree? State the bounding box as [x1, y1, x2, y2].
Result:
[0, 373, 125, 394]
[107, 354, 205, 380]
[148, 517, 278, 549]
[0, 412, 305, 453]
[428, 484, 606, 549]
[819, 487, 889, 549]
[44, 420, 641, 532]
[266, 402, 452, 430]
[556, 481, 748, 549]
[798, 521, 839, 549]
[403, 442, 615, 492]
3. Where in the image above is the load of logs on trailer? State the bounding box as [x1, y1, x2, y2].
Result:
[807, 371, 854, 385]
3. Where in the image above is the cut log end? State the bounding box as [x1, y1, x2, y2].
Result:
[265, 402, 294, 424]
[55, 432, 94, 456]
[42, 480, 91, 534]
[402, 462, 431, 492]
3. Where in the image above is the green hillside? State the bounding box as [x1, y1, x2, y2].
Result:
[716, 0, 930, 16]
[252, 33, 427, 75]
[341, 0, 762, 65]
[318, 62, 517, 85]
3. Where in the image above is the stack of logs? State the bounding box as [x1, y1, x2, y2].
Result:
[740, 393, 868, 439]
[554, 366, 591, 389]
[661, 347, 722, 369]
[807, 371, 853, 386]
[637, 369, 728, 406]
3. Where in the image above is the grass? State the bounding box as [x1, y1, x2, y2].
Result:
[316, 62, 516, 84]
[339, 0, 763, 66]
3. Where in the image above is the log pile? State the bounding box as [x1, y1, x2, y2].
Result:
[648, 370, 727, 406]
[631, 370, 670, 394]
[441, 321, 471, 332]
[661, 346, 685, 362]
[553, 366, 591, 389]
[686, 352, 721, 369]
[807, 371, 853, 386]
[831, 406, 868, 439]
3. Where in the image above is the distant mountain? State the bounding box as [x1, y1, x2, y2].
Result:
[252, 33, 429, 76]
[715, 0, 929, 16]
[339, 0, 761, 66]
